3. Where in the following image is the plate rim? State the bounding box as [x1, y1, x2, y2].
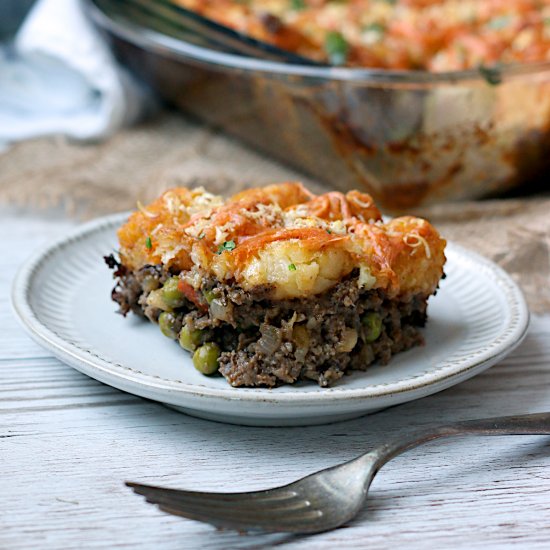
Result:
[11, 212, 530, 405]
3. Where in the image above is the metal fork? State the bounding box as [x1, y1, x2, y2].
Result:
[126, 412, 550, 534]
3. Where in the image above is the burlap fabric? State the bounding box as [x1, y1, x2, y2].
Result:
[1, 113, 549, 312]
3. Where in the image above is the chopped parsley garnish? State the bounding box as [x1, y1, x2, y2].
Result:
[288, 263, 297, 271]
[217, 240, 236, 254]
[326, 229, 332, 234]
[455, 44, 467, 63]
[290, 0, 306, 10]
[487, 16, 511, 30]
[479, 64, 502, 86]
[145, 236, 152, 249]
[364, 22, 386, 34]
[324, 32, 349, 66]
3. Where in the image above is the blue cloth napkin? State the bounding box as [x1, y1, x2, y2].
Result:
[0, 0, 153, 151]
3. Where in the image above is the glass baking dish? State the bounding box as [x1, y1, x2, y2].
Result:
[88, 0, 550, 211]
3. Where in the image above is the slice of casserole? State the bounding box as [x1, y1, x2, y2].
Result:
[106, 183, 446, 387]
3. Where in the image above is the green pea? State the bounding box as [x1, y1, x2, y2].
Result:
[179, 324, 203, 351]
[361, 312, 382, 343]
[203, 289, 216, 304]
[324, 31, 348, 65]
[192, 343, 220, 375]
[162, 277, 185, 308]
[158, 312, 179, 339]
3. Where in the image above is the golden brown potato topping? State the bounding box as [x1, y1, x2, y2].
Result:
[118, 182, 446, 299]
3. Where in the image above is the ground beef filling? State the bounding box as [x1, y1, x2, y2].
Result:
[106, 256, 429, 387]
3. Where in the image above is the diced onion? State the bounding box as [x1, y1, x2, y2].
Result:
[257, 325, 282, 355]
[141, 275, 160, 293]
[146, 289, 171, 311]
[210, 298, 233, 322]
[292, 325, 310, 362]
[336, 327, 358, 353]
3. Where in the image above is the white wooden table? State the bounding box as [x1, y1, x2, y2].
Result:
[2, 211, 550, 549]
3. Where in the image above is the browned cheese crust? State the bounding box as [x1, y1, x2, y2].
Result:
[173, 0, 550, 71]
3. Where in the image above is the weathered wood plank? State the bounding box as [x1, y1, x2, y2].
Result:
[2, 213, 550, 549]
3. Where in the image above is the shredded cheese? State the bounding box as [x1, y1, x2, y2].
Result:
[349, 195, 373, 209]
[241, 203, 284, 226]
[150, 223, 164, 236]
[136, 200, 158, 219]
[403, 232, 432, 259]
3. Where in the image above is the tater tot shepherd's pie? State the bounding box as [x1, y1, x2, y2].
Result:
[105, 183, 446, 387]
[173, 0, 550, 71]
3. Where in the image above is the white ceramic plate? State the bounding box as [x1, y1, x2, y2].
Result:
[12, 213, 529, 426]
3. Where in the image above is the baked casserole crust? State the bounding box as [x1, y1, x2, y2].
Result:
[173, 0, 550, 71]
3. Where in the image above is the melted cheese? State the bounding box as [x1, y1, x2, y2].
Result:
[117, 183, 446, 299]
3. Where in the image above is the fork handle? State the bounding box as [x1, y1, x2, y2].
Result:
[369, 412, 550, 473]
[454, 411, 550, 436]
